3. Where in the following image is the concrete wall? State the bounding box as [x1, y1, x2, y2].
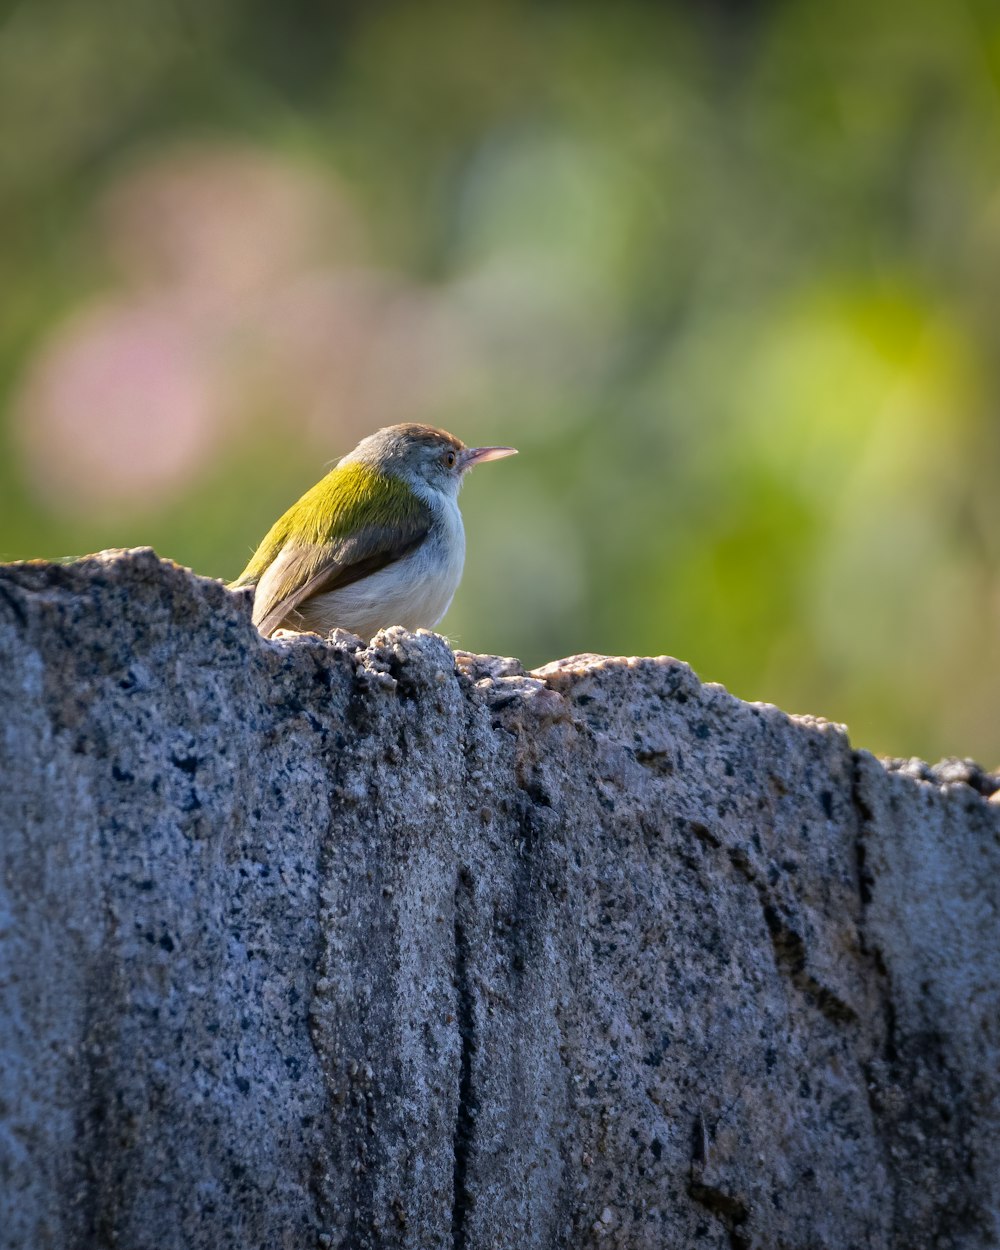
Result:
[1, 549, 997, 1249]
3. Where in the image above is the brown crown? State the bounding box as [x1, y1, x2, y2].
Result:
[385, 423, 465, 451]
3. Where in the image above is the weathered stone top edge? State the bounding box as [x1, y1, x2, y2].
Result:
[880, 754, 1000, 798]
[3, 547, 997, 799]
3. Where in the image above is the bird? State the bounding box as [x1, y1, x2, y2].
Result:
[231, 423, 517, 640]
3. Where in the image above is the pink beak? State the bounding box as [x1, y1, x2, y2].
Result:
[461, 445, 518, 470]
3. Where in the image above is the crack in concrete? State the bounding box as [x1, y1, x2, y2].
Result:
[451, 867, 477, 1250]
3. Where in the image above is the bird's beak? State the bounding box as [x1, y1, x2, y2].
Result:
[461, 445, 518, 470]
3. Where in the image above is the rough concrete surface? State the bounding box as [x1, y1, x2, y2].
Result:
[0, 548, 997, 1250]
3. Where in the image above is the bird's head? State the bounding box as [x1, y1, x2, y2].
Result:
[344, 423, 517, 499]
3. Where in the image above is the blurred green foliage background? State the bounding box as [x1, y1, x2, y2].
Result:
[2, 0, 999, 763]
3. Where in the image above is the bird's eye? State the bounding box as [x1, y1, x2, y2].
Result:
[444, 450, 456, 468]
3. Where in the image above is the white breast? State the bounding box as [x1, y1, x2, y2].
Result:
[295, 492, 466, 641]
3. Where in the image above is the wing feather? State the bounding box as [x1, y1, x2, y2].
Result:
[231, 463, 431, 637]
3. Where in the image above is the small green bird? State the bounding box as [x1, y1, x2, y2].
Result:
[231, 423, 517, 640]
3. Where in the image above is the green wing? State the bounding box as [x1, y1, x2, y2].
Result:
[231, 462, 431, 637]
